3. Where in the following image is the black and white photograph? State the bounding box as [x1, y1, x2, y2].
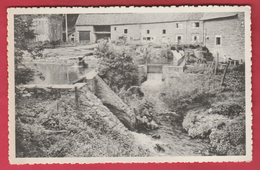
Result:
[8, 6, 252, 164]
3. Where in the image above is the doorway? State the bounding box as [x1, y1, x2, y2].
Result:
[79, 31, 90, 44]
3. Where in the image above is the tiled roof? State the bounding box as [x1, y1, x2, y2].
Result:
[200, 12, 238, 20]
[75, 13, 204, 26]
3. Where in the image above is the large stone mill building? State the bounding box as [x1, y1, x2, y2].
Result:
[74, 12, 245, 61]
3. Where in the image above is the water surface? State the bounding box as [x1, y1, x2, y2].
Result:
[28, 63, 93, 85]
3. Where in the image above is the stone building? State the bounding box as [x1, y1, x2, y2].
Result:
[32, 15, 63, 42]
[74, 13, 204, 45]
[201, 12, 245, 62]
[74, 12, 245, 61]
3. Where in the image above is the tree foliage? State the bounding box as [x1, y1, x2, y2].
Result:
[96, 40, 139, 93]
[14, 15, 42, 85]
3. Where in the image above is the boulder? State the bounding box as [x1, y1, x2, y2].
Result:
[94, 75, 136, 130]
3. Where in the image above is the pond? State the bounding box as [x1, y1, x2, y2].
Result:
[28, 63, 93, 85]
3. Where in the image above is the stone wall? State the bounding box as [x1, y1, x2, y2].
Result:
[203, 13, 245, 61]
[109, 21, 204, 44]
[111, 24, 141, 42]
[140, 21, 203, 44]
[138, 65, 148, 84]
[162, 65, 184, 80]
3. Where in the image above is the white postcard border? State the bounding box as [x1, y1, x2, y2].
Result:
[7, 6, 252, 164]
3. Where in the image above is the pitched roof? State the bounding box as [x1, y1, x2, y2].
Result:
[75, 13, 204, 26]
[200, 12, 238, 21]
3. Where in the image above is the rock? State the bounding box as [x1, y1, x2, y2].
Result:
[20, 116, 35, 124]
[152, 134, 161, 139]
[147, 120, 159, 130]
[141, 116, 149, 124]
[154, 144, 165, 153]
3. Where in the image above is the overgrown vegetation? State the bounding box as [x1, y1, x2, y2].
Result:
[16, 91, 150, 157]
[14, 15, 44, 85]
[96, 40, 140, 93]
[160, 64, 245, 155]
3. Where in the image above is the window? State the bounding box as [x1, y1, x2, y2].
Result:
[162, 29, 166, 34]
[216, 36, 221, 45]
[193, 22, 200, 28]
[124, 29, 128, 34]
[147, 37, 151, 41]
[143, 37, 146, 40]
[192, 35, 199, 42]
[147, 30, 150, 34]
[176, 23, 183, 29]
[176, 35, 182, 44]
[114, 27, 117, 31]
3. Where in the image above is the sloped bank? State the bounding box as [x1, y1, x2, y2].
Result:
[160, 64, 246, 155]
[16, 82, 150, 157]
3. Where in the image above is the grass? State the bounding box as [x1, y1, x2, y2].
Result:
[15, 92, 150, 157]
[159, 64, 246, 155]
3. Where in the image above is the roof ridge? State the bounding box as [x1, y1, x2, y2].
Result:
[75, 13, 205, 26]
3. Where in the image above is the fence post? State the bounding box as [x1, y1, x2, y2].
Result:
[221, 60, 230, 86]
[215, 52, 219, 75]
[75, 86, 79, 108]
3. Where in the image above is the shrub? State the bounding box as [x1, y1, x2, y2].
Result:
[96, 40, 139, 93]
[211, 101, 244, 118]
[14, 15, 45, 88]
[161, 74, 221, 113]
[209, 115, 245, 155]
[16, 93, 151, 157]
[182, 110, 228, 138]
[225, 64, 245, 92]
[15, 67, 35, 85]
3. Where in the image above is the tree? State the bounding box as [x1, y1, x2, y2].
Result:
[14, 15, 42, 85]
[96, 40, 139, 93]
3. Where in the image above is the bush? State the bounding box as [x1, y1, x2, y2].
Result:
[161, 74, 221, 113]
[209, 115, 245, 155]
[16, 93, 151, 157]
[14, 15, 45, 87]
[211, 101, 244, 118]
[15, 67, 35, 85]
[182, 110, 228, 138]
[96, 40, 139, 93]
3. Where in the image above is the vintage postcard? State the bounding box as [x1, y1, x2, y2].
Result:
[8, 6, 252, 164]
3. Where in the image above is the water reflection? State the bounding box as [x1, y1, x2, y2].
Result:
[29, 63, 92, 85]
